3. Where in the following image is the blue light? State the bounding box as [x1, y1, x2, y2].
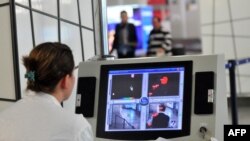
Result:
[140, 97, 149, 106]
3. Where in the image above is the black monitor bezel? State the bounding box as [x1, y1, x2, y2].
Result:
[96, 61, 193, 140]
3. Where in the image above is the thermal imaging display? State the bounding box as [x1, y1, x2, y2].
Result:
[96, 61, 192, 140]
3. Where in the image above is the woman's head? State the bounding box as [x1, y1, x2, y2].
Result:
[23, 42, 75, 97]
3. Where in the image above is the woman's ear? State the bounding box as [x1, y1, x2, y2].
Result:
[60, 75, 70, 89]
[59, 76, 66, 89]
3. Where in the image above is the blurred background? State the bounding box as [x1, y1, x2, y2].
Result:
[107, 0, 201, 57]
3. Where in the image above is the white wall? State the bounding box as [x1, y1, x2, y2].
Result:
[15, 5, 33, 96]
[169, 0, 187, 38]
[107, 0, 147, 6]
[0, 0, 97, 112]
[186, 2, 201, 38]
[200, 0, 250, 96]
[169, 0, 201, 39]
[0, 0, 9, 4]
[0, 0, 16, 110]
[0, 5, 16, 100]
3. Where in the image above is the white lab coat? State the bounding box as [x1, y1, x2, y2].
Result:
[0, 93, 93, 141]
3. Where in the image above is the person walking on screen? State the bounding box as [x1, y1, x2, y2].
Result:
[147, 103, 170, 128]
[0, 42, 93, 141]
[147, 17, 172, 57]
[110, 10, 138, 58]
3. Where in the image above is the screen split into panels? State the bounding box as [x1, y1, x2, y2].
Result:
[76, 55, 228, 141]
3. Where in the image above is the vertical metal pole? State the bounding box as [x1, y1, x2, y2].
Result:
[57, 0, 61, 43]
[211, 0, 215, 54]
[228, 60, 238, 125]
[91, 0, 97, 55]
[227, 0, 242, 95]
[99, 0, 109, 56]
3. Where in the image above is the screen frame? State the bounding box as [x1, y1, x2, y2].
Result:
[96, 61, 193, 140]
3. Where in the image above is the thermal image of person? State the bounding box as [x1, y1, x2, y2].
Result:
[147, 104, 170, 128]
[148, 76, 169, 96]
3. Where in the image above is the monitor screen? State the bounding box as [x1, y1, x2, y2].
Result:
[96, 61, 192, 140]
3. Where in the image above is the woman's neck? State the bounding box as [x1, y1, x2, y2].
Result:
[51, 91, 64, 103]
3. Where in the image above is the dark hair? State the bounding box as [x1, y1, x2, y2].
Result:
[153, 16, 161, 22]
[159, 104, 166, 111]
[120, 10, 127, 15]
[23, 42, 75, 93]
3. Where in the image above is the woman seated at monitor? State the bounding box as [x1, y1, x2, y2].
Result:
[0, 42, 93, 141]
